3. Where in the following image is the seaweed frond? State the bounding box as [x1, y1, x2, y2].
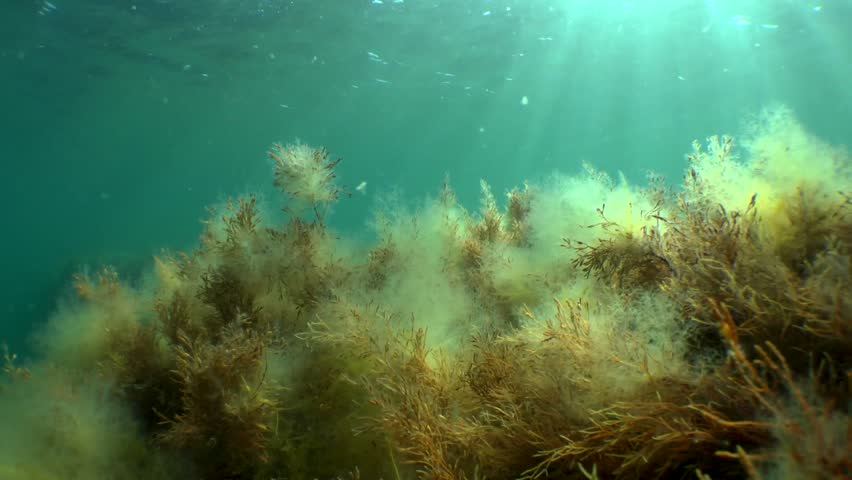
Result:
[2, 345, 30, 382]
[159, 322, 279, 476]
[506, 182, 534, 247]
[566, 203, 671, 290]
[269, 141, 343, 224]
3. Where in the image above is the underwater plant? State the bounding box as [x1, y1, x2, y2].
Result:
[1, 107, 849, 480]
[269, 141, 343, 224]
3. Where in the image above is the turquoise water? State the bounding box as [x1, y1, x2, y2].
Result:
[1, 0, 850, 356]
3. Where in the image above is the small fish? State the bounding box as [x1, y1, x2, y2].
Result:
[356, 181, 368, 195]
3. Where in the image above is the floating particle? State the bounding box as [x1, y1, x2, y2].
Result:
[730, 14, 751, 27]
[38, 1, 57, 15]
[520, 96, 529, 105]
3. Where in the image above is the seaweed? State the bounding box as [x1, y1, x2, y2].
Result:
[5, 107, 849, 480]
[158, 324, 279, 477]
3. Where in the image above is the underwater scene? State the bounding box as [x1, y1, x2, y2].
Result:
[0, 0, 850, 479]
